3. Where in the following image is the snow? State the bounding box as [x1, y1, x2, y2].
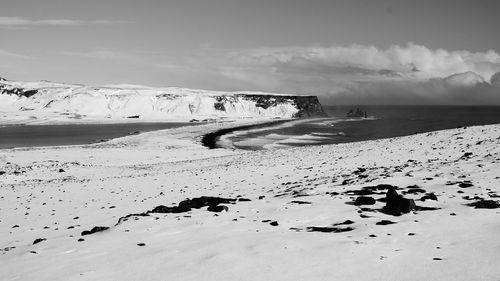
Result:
[1, 120, 500, 281]
[0, 80, 303, 125]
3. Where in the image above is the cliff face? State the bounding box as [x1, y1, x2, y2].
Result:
[0, 78, 326, 121]
[239, 95, 326, 118]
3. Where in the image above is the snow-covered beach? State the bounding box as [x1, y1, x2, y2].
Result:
[1, 120, 499, 281]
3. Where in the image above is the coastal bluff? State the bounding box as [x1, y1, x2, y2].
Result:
[0, 78, 326, 122]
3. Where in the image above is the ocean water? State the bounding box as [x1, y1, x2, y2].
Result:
[0, 122, 192, 149]
[226, 106, 500, 150]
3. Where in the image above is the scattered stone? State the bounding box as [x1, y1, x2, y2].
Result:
[137, 243, 146, 246]
[333, 220, 355, 226]
[306, 226, 354, 233]
[270, 221, 279, 226]
[58, 168, 65, 173]
[403, 187, 426, 194]
[207, 205, 229, 212]
[376, 220, 396, 225]
[115, 213, 150, 226]
[354, 196, 376, 205]
[460, 152, 473, 159]
[150, 196, 236, 214]
[420, 193, 438, 201]
[81, 226, 109, 236]
[289, 200, 312, 205]
[466, 199, 500, 209]
[433, 257, 443, 261]
[33, 238, 46, 245]
[77, 238, 85, 242]
[459, 182, 474, 188]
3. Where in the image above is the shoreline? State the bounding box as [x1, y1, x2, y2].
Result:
[200, 118, 295, 149]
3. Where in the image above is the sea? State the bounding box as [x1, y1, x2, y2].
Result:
[0, 122, 192, 149]
[1, 106, 500, 150]
[224, 106, 500, 150]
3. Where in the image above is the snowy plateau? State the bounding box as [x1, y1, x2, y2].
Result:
[0, 78, 325, 124]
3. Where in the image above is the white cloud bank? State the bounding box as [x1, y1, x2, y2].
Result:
[189, 43, 500, 105]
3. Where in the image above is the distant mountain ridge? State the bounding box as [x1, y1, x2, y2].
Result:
[0, 78, 326, 123]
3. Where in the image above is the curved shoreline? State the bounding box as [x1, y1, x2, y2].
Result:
[201, 119, 295, 149]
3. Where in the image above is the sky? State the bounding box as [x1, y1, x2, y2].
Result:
[1, 0, 500, 105]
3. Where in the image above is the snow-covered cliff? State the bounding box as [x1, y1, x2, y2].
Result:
[0, 78, 325, 123]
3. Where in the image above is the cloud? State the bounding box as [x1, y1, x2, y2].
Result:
[56, 43, 500, 104]
[0, 17, 124, 28]
[0, 48, 30, 59]
[62, 50, 129, 60]
[174, 43, 500, 104]
[222, 43, 500, 81]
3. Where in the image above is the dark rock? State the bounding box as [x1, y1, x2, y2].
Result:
[258, 196, 265, 200]
[180, 196, 235, 209]
[460, 152, 473, 159]
[458, 182, 474, 188]
[58, 168, 65, 173]
[383, 187, 416, 216]
[33, 238, 46, 245]
[369, 184, 398, 190]
[466, 199, 500, 209]
[332, 220, 355, 226]
[420, 193, 438, 201]
[77, 238, 85, 242]
[376, 220, 396, 225]
[306, 226, 354, 233]
[270, 221, 279, 226]
[237, 198, 251, 202]
[354, 196, 376, 205]
[150, 205, 190, 213]
[126, 115, 140, 119]
[81, 226, 109, 236]
[214, 102, 226, 111]
[403, 188, 426, 194]
[115, 212, 150, 226]
[207, 205, 229, 212]
[290, 200, 312, 205]
[137, 243, 146, 246]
